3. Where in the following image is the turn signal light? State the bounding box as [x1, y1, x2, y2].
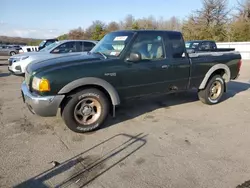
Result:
[39, 78, 50, 92]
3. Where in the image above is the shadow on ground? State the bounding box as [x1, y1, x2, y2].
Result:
[14, 133, 147, 188]
[0, 62, 8, 66]
[0, 72, 11, 78]
[103, 80, 250, 129]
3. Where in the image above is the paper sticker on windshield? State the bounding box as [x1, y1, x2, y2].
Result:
[110, 51, 120, 56]
[114, 36, 128, 41]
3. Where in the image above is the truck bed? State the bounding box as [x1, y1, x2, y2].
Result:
[188, 51, 241, 89]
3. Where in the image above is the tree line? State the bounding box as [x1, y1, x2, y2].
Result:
[1, 0, 249, 45]
[62, 0, 250, 42]
[0, 36, 41, 46]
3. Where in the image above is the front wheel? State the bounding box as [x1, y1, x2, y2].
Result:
[62, 88, 110, 133]
[198, 75, 225, 105]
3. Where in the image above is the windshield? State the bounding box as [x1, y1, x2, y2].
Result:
[38, 40, 46, 47]
[90, 31, 134, 57]
[185, 42, 200, 49]
[39, 41, 60, 52]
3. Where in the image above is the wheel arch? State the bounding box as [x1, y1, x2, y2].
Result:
[9, 51, 16, 55]
[58, 77, 120, 106]
[199, 64, 231, 90]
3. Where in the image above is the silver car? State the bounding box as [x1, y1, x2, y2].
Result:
[0, 45, 19, 56]
[8, 40, 98, 75]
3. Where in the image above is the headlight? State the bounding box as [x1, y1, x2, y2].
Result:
[32, 77, 50, 92]
[11, 56, 29, 63]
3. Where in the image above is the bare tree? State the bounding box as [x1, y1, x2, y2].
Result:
[68, 27, 86, 39]
[182, 0, 230, 41]
[106, 21, 120, 32]
[230, 0, 250, 41]
[121, 14, 135, 29]
[235, 0, 250, 20]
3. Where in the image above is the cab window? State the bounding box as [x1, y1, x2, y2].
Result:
[169, 32, 185, 58]
[129, 33, 165, 60]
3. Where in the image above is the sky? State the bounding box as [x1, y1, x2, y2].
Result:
[0, 0, 239, 39]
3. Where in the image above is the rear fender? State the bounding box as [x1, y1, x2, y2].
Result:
[199, 64, 231, 90]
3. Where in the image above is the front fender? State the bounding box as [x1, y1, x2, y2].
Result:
[58, 77, 120, 106]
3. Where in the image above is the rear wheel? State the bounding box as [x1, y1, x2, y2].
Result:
[198, 74, 225, 105]
[10, 51, 16, 56]
[62, 88, 110, 133]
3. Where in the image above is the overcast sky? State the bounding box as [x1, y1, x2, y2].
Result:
[0, 0, 239, 39]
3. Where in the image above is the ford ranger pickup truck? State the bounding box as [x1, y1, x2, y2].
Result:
[21, 30, 242, 133]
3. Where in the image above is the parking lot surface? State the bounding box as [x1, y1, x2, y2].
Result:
[0, 57, 250, 188]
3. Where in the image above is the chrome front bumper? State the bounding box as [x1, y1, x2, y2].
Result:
[21, 82, 65, 117]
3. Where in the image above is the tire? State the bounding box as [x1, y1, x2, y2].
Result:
[198, 74, 225, 105]
[62, 88, 110, 133]
[10, 51, 16, 56]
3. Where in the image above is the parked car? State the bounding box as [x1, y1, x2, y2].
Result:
[0, 45, 19, 56]
[8, 40, 98, 75]
[185, 40, 235, 53]
[8, 45, 22, 51]
[38, 38, 58, 51]
[21, 30, 242, 133]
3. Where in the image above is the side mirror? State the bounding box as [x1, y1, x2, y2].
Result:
[126, 52, 141, 62]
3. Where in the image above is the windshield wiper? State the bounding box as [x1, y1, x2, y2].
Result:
[93, 51, 107, 59]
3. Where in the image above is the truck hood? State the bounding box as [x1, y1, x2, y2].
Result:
[26, 52, 102, 74]
[12, 51, 83, 58]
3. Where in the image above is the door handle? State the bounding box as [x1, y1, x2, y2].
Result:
[161, 65, 169, 69]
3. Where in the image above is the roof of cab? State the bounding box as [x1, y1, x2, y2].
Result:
[110, 29, 182, 34]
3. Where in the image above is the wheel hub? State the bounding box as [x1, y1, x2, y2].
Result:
[211, 87, 218, 94]
[74, 97, 102, 126]
[82, 105, 92, 116]
[209, 80, 222, 100]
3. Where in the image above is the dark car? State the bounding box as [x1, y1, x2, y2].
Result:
[38, 38, 58, 51]
[185, 40, 235, 53]
[21, 30, 242, 133]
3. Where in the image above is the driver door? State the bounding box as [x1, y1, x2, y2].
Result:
[119, 32, 173, 99]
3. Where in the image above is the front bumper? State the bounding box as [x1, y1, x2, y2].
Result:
[8, 66, 24, 76]
[21, 82, 65, 117]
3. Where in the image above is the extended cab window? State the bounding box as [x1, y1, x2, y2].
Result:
[130, 33, 165, 60]
[51, 42, 77, 53]
[169, 33, 185, 58]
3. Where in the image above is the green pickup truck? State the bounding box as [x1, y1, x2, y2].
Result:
[21, 30, 242, 133]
